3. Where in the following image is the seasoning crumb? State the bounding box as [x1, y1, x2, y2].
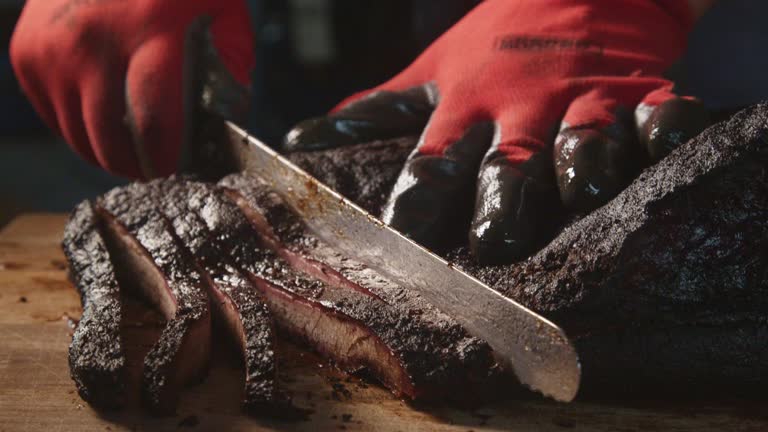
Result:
[19, 296, 27, 303]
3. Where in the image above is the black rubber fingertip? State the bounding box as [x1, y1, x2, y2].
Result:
[382, 155, 477, 250]
[469, 155, 561, 265]
[282, 117, 326, 152]
[385, 183, 449, 246]
[554, 128, 639, 212]
[282, 117, 363, 153]
[284, 87, 434, 153]
[641, 98, 711, 161]
[469, 218, 529, 265]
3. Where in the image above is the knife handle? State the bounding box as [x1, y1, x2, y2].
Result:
[180, 16, 252, 180]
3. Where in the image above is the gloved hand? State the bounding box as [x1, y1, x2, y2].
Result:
[284, 0, 710, 264]
[11, 0, 255, 179]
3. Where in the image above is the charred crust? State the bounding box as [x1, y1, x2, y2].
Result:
[95, 182, 211, 414]
[63, 201, 127, 409]
[292, 104, 768, 396]
[221, 174, 503, 401]
[153, 179, 281, 409]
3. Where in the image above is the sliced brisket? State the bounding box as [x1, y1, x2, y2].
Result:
[185, 182, 429, 397]
[219, 174, 502, 401]
[96, 182, 211, 413]
[62, 201, 126, 409]
[65, 101, 768, 408]
[289, 103, 768, 396]
[153, 178, 280, 411]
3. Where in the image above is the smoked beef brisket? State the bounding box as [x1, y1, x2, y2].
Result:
[288, 103, 768, 396]
[220, 175, 501, 400]
[63, 201, 126, 409]
[64, 176, 501, 412]
[153, 179, 280, 411]
[96, 182, 212, 413]
[63, 103, 768, 413]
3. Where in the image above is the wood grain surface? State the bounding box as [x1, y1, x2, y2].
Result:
[0, 214, 766, 432]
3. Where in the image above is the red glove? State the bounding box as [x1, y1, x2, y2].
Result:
[11, 0, 255, 179]
[284, 0, 710, 263]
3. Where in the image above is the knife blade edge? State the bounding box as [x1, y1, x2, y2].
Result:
[221, 121, 581, 401]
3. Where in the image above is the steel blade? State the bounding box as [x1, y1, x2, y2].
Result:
[221, 121, 581, 401]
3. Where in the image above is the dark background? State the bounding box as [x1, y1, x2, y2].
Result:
[0, 0, 765, 227]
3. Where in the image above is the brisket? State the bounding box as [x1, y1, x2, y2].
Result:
[64, 175, 501, 410]
[286, 137, 414, 215]
[219, 174, 502, 401]
[96, 182, 211, 413]
[152, 178, 280, 411]
[62, 201, 126, 409]
[64, 101, 768, 409]
[289, 103, 768, 396]
[186, 181, 431, 397]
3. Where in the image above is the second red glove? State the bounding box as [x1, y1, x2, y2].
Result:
[285, 0, 710, 263]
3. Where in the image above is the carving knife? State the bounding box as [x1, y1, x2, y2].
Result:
[181, 22, 580, 402]
[201, 121, 581, 402]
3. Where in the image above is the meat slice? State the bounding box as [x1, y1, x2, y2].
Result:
[219, 175, 502, 401]
[287, 103, 768, 396]
[218, 176, 401, 303]
[185, 180, 421, 397]
[62, 201, 126, 409]
[184, 183, 423, 396]
[153, 178, 280, 411]
[96, 182, 211, 413]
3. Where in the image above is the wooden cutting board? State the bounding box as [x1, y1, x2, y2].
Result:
[1, 213, 766, 432]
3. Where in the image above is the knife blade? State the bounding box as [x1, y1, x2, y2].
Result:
[215, 121, 581, 402]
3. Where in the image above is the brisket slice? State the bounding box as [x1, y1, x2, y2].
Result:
[62, 201, 126, 409]
[152, 178, 280, 411]
[182, 183, 427, 397]
[218, 178, 380, 300]
[96, 182, 211, 413]
[219, 174, 502, 401]
[287, 104, 768, 396]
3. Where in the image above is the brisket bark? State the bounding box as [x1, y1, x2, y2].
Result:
[63, 102, 768, 408]
[152, 178, 281, 411]
[288, 103, 768, 396]
[62, 201, 126, 409]
[96, 182, 211, 413]
[219, 174, 502, 401]
[190, 180, 432, 398]
[64, 175, 502, 409]
[286, 137, 414, 215]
